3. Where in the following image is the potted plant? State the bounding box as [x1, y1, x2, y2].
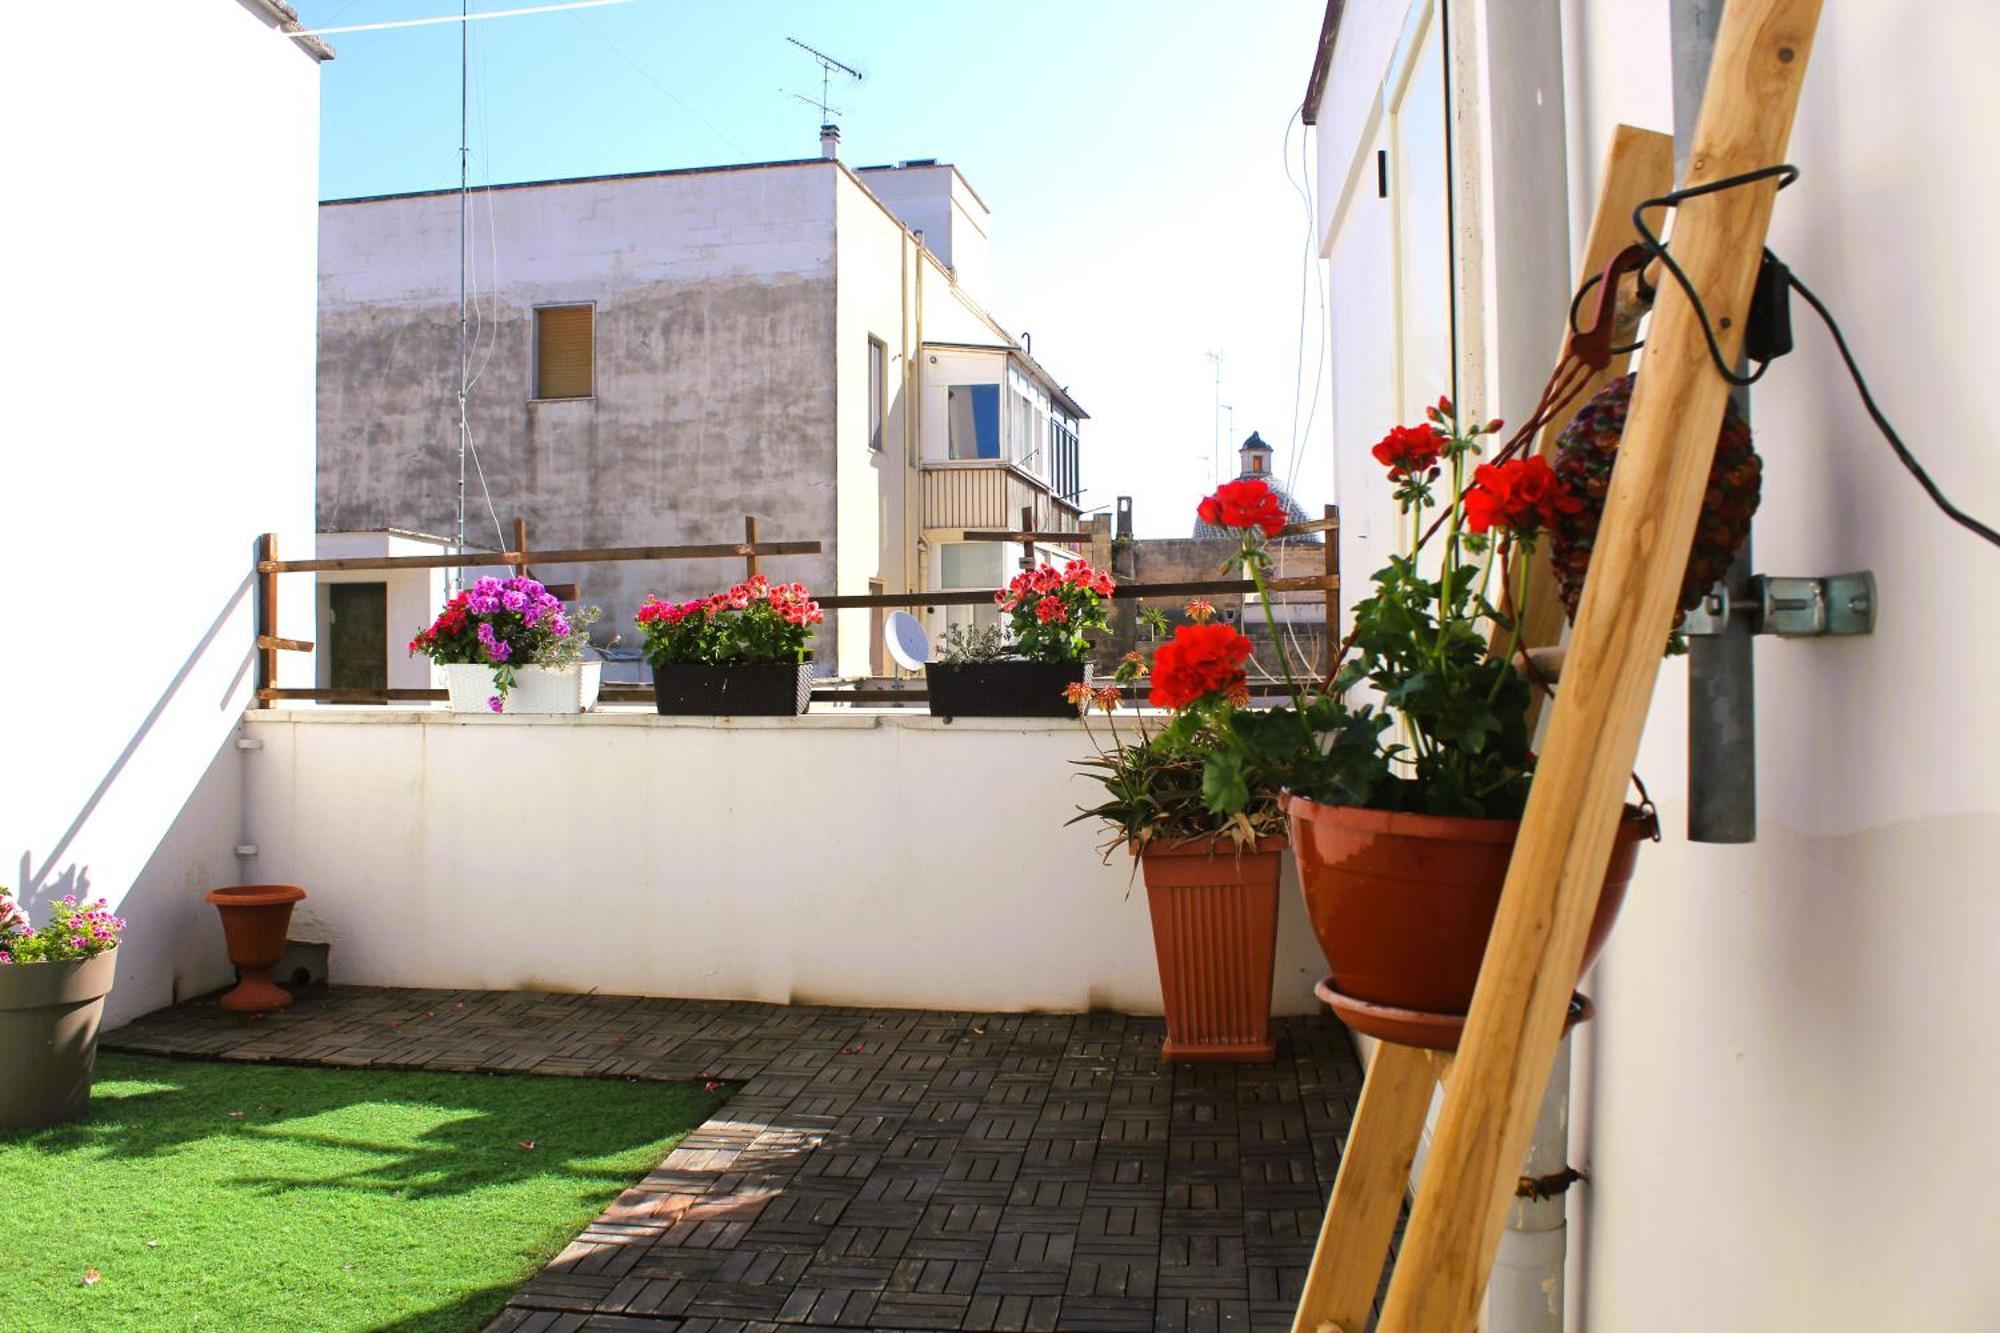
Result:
[1069, 605, 1291, 1064]
[409, 576, 602, 714]
[0, 888, 125, 1129]
[204, 885, 308, 1013]
[927, 558, 1114, 719]
[1193, 405, 1673, 1042]
[637, 574, 821, 716]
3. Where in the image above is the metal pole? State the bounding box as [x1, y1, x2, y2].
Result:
[454, 0, 470, 589]
[1676, 0, 1758, 843]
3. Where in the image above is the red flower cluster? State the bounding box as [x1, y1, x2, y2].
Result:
[408, 592, 470, 654]
[1464, 456, 1582, 539]
[1371, 424, 1443, 478]
[1149, 622, 1253, 711]
[1196, 478, 1287, 539]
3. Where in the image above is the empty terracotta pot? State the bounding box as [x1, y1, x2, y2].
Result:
[204, 885, 307, 1013]
[1138, 836, 1285, 1064]
[1285, 797, 1651, 1016]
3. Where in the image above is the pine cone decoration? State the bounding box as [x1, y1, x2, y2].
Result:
[1548, 373, 1761, 623]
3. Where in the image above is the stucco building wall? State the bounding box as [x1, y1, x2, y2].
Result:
[318, 164, 844, 663]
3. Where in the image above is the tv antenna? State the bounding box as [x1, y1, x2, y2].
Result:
[783, 36, 862, 125]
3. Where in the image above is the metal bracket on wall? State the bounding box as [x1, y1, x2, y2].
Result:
[1683, 571, 1876, 638]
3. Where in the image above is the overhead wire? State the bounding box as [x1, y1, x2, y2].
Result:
[566, 8, 745, 157]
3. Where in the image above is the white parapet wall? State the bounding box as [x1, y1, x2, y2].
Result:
[238, 709, 1328, 1016]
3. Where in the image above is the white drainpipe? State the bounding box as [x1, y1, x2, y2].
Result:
[1484, 1038, 1573, 1333]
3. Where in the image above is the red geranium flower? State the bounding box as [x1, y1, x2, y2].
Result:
[1149, 622, 1253, 711]
[1196, 478, 1287, 539]
[1464, 456, 1582, 538]
[1371, 424, 1443, 477]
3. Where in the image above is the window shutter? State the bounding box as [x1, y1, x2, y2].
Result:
[535, 305, 593, 399]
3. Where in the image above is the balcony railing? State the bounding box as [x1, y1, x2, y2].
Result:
[920, 460, 1080, 535]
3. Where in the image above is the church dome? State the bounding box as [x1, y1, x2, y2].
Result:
[1192, 431, 1318, 541]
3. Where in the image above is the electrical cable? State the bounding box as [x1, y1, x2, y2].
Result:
[567, 8, 745, 156]
[1785, 269, 2000, 549]
[1613, 162, 1999, 551]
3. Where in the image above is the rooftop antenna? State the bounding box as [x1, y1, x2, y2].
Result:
[1206, 350, 1224, 485]
[783, 35, 862, 128]
[284, 1, 635, 583]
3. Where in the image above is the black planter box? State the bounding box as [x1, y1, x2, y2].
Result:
[925, 660, 1086, 719]
[653, 660, 813, 716]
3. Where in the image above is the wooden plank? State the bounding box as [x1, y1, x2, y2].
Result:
[744, 515, 760, 580]
[256, 533, 278, 709]
[256, 635, 314, 653]
[1321, 504, 1340, 680]
[959, 530, 1088, 544]
[260, 687, 448, 702]
[1291, 1043, 1443, 1333]
[1376, 5, 1822, 1328]
[512, 517, 529, 579]
[261, 540, 823, 574]
[1504, 125, 1675, 728]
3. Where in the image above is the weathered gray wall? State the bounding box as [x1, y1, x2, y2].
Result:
[318, 164, 843, 657]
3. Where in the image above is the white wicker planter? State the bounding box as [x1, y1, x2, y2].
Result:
[440, 662, 601, 714]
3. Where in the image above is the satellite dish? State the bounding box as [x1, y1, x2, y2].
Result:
[884, 611, 931, 671]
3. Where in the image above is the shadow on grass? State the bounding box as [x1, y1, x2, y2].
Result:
[361, 1279, 525, 1333]
[14, 1055, 723, 1203]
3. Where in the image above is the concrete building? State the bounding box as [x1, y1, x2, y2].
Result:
[1090, 434, 1333, 679]
[1305, 2, 2000, 1328]
[317, 144, 1084, 679]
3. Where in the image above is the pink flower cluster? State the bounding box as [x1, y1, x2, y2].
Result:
[0, 889, 126, 965]
[993, 558, 1114, 664]
[637, 574, 823, 630]
[636, 574, 824, 666]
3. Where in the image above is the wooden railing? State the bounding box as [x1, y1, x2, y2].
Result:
[254, 509, 1339, 707]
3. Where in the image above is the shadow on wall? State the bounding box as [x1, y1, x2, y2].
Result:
[14, 569, 256, 1024]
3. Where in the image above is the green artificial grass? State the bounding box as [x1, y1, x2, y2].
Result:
[0, 1054, 726, 1332]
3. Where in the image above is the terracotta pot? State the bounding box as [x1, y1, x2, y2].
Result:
[1138, 836, 1285, 1064]
[204, 885, 307, 1013]
[0, 948, 117, 1130]
[1285, 796, 1651, 1016]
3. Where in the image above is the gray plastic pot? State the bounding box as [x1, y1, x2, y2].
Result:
[0, 948, 117, 1130]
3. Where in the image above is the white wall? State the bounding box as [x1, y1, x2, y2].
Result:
[833, 173, 917, 677]
[240, 711, 1330, 1017]
[1559, 5, 2000, 1329]
[0, 2, 323, 1024]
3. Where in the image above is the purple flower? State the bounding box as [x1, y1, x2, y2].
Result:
[474, 577, 503, 594]
[487, 695, 504, 713]
[466, 592, 500, 614]
[501, 589, 528, 612]
[550, 616, 571, 638]
[486, 640, 511, 663]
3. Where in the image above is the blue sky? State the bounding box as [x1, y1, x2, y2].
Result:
[298, 0, 1330, 537]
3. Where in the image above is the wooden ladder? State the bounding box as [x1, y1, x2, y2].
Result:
[1291, 2, 1823, 1328]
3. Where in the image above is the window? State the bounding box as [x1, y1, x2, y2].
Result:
[946, 384, 1000, 459]
[867, 337, 886, 452]
[939, 541, 1005, 631]
[1050, 414, 1079, 503]
[534, 304, 593, 399]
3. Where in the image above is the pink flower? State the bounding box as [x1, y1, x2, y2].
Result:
[487, 695, 504, 713]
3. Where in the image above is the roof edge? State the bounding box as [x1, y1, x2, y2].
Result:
[240, 0, 335, 62]
[1301, 0, 1345, 125]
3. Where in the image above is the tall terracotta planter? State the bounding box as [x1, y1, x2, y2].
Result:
[0, 948, 117, 1130]
[1138, 836, 1285, 1064]
[205, 885, 307, 1013]
[1286, 795, 1651, 1021]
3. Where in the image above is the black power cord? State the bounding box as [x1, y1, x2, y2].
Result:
[1607, 163, 2000, 551]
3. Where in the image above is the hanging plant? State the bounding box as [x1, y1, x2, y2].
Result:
[1547, 372, 1762, 627]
